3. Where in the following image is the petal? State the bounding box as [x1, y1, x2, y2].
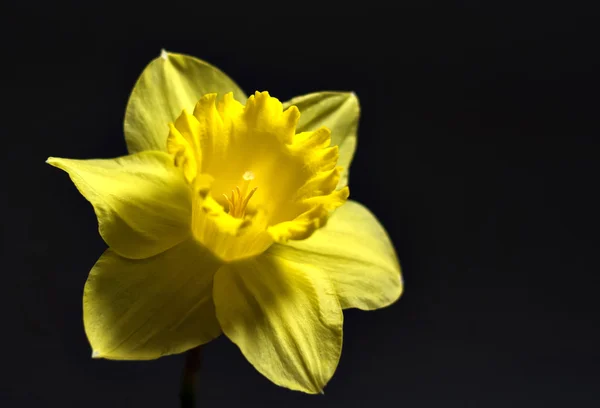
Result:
[268, 200, 403, 310]
[85, 239, 222, 360]
[124, 51, 246, 154]
[213, 252, 343, 394]
[47, 151, 191, 259]
[283, 92, 359, 188]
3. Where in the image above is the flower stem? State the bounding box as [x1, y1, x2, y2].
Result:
[180, 346, 203, 408]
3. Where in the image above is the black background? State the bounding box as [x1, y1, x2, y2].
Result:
[3, 4, 599, 407]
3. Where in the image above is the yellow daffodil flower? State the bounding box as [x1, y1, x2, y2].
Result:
[47, 51, 403, 394]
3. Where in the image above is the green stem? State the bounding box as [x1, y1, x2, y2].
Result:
[180, 346, 203, 408]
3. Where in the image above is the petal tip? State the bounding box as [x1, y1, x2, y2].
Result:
[91, 350, 102, 359]
[160, 49, 168, 60]
[45, 157, 64, 169]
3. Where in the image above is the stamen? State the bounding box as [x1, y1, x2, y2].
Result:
[223, 171, 258, 218]
[223, 193, 234, 212]
[241, 187, 258, 209]
[230, 189, 237, 208]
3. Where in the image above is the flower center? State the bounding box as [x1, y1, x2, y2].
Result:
[223, 171, 258, 218]
[166, 91, 349, 262]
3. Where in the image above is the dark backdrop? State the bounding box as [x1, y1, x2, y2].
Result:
[3, 4, 599, 407]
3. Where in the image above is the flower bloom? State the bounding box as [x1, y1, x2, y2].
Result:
[47, 51, 403, 394]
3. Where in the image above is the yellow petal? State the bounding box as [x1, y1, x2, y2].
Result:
[283, 92, 359, 188]
[269, 200, 403, 310]
[124, 51, 246, 154]
[85, 239, 222, 360]
[47, 151, 191, 259]
[213, 253, 342, 394]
